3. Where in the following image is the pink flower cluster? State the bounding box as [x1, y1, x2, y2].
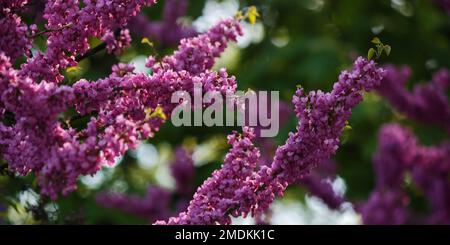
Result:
[256, 102, 344, 210]
[378, 65, 450, 133]
[102, 29, 132, 55]
[0, 0, 28, 10]
[157, 57, 386, 224]
[0, 5, 243, 200]
[19, 0, 157, 83]
[2, 0, 412, 226]
[0, 2, 35, 62]
[360, 124, 450, 224]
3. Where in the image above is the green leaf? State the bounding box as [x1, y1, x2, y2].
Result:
[368, 48, 376, 60]
[141, 37, 154, 47]
[371, 37, 381, 44]
[384, 45, 391, 56]
[66, 66, 82, 74]
[341, 122, 353, 144]
[235, 10, 244, 20]
[247, 6, 260, 25]
[146, 106, 167, 121]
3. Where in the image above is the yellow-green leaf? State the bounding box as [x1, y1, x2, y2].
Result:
[146, 106, 167, 121]
[384, 45, 391, 56]
[371, 37, 381, 44]
[66, 66, 82, 73]
[235, 10, 244, 20]
[247, 6, 260, 25]
[341, 121, 353, 144]
[141, 37, 154, 47]
[368, 48, 376, 60]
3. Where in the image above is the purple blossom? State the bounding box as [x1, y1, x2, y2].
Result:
[377, 65, 450, 132]
[267, 57, 384, 187]
[154, 18, 243, 75]
[372, 124, 416, 190]
[128, 0, 197, 44]
[96, 146, 196, 222]
[96, 187, 172, 223]
[157, 57, 386, 225]
[254, 101, 344, 210]
[171, 147, 195, 196]
[299, 160, 345, 210]
[19, 0, 157, 83]
[360, 124, 450, 225]
[360, 190, 410, 225]
[157, 127, 261, 225]
[412, 141, 450, 224]
[103, 29, 132, 55]
[0, 0, 28, 9]
[0, 11, 34, 61]
[0, 18, 242, 199]
[111, 63, 136, 77]
[359, 124, 413, 225]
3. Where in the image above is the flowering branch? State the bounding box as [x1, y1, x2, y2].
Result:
[377, 66, 450, 133]
[157, 57, 386, 225]
[360, 124, 450, 224]
[30, 23, 72, 39]
[0, 17, 243, 200]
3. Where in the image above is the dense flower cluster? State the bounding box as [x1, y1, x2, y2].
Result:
[102, 29, 132, 55]
[0, 2, 35, 62]
[156, 127, 262, 225]
[171, 147, 196, 196]
[377, 65, 450, 133]
[153, 18, 242, 75]
[0, 8, 242, 199]
[3, 0, 444, 226]
[360, 124, 450, 224]
[256, 102, 344, 210]
[1, 0, 29, 9]
[19, 0, 157, 83]
[157, 57, 385, 224]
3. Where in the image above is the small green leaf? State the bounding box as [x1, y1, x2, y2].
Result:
[66, 66, 82, 73]
[368, 48, 376, 60]
[341, 122, 353, 144]
[247, 6, 260, 25]
[141, 37, 154, 47]
[384, 45, 391, 56]
[235, 10, 244, 20]
[371, 37, 381, 44]
[146, 106, 167, 121]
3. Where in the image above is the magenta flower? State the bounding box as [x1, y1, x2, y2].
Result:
[378, 65, 450, 133]
[157, 57, 386, 224]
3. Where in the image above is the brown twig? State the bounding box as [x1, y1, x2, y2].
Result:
[31, 23, 73, 39]
[75, 29, 121, 62]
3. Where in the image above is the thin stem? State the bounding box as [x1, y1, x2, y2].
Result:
[75, 42, 107, 62]
[75, 29, 121, 62]
[31, 23, 72, 39]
